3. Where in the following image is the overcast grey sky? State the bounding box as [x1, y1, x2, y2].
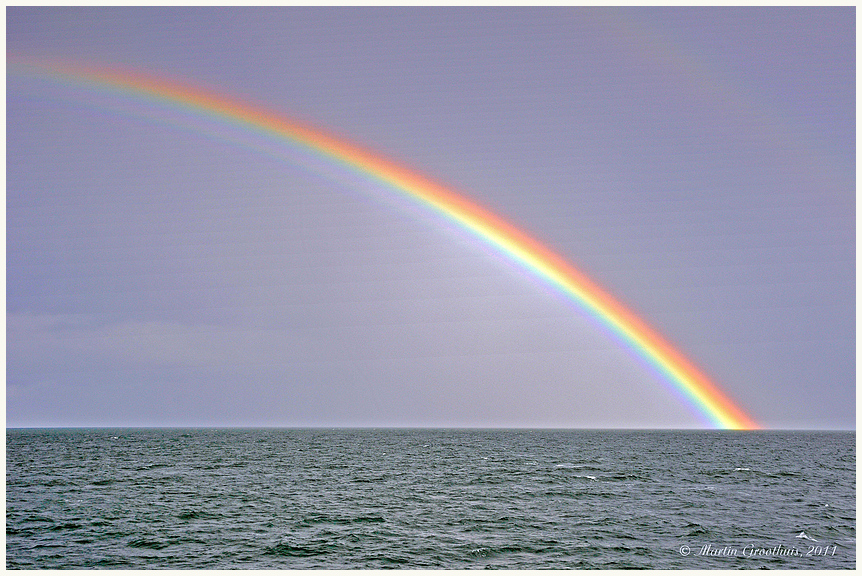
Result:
[6, 7, 855, 429]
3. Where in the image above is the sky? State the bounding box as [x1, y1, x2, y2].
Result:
[6, 7, 855, 429]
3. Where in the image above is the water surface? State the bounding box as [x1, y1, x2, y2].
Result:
[6, 428, 855, 569]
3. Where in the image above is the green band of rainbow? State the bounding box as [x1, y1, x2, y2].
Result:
[8, 57, 759, 429]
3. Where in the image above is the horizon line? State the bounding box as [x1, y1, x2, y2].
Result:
[5, 425, 854, 432]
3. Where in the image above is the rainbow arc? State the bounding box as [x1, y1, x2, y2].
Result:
[8, 58, 759, 429]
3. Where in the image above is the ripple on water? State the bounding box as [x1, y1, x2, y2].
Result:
[5, 429, 855, 569]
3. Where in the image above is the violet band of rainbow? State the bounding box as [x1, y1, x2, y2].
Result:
[8, 57, 760, 430]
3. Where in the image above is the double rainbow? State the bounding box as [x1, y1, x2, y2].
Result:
[8, 58, 759, 429]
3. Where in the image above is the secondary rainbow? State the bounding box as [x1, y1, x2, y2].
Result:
[8, 57, 759, 429]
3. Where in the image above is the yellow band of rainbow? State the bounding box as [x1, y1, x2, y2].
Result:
[8, 58, 760, 429]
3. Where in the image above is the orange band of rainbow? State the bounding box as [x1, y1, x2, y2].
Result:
[8, 57, 759, 429]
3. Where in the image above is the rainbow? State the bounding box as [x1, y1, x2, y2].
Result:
[8, 57, 759, 429]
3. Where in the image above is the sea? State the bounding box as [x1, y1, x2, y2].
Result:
[5, 428, 855, 569]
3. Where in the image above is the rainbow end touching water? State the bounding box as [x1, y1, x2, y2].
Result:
[8, 56, 760, 430]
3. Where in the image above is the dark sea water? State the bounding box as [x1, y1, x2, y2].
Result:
[6, 428, 855, 569]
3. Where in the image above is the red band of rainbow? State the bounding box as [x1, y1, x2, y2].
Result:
[8, 57, 760, 429]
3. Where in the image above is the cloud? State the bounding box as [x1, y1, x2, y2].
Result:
[7, 312, 321, 376]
